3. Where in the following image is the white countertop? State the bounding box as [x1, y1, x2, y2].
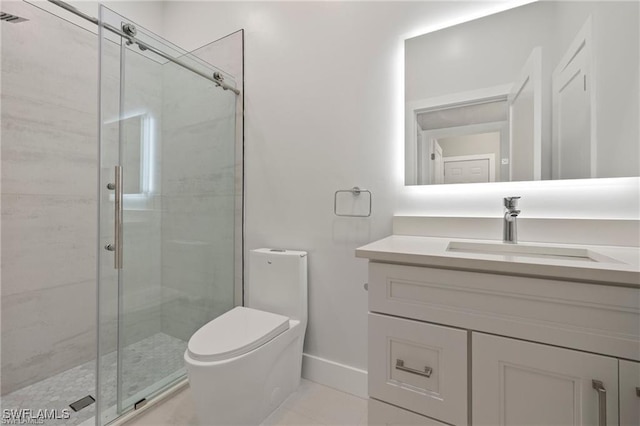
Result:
[356, 235, 640, 287]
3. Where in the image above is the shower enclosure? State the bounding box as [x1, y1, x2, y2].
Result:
[1, 1, 243, 425]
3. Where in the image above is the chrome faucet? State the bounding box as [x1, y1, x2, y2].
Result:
[503, 196, 521, 244]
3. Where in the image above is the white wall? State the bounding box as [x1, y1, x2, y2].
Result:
[405, 1, 554, 103]
[161, 0, 639, 385]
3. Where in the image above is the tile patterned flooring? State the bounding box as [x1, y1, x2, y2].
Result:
[124, 379, 368, 426]
[0, 333, 187, 426]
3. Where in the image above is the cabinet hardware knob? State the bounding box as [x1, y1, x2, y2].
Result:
[636, 387, 640, 397]
[592, 380, 606, 426]
[395, 359, 432, 378]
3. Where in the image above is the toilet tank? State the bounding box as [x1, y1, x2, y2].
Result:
[247, 249, 308, 323]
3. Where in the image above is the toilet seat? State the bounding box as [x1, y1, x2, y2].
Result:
[187, 306, 290, 362]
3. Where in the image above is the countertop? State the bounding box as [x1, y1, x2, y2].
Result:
[356, 235, 640, 287]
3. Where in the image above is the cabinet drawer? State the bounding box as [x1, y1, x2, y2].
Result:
[368, 313, 468, 426]
[368, 399, 448, 426]
[368, 262, 640, 361]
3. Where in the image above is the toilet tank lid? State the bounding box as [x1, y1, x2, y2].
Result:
[252, 248, 307, 257]
[187, 307, 290, 362]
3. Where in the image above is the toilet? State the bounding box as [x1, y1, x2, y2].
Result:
[185, 248, 308, 425]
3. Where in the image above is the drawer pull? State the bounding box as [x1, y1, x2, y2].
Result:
[592, 380, 606, 426]
[636, 387, 640, 397]
[395, 359, 432, 378]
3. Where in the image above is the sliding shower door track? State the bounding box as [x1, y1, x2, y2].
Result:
[100, 378, 188, 426]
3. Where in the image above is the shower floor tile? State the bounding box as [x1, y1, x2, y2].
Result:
[0, 333, 187, 426]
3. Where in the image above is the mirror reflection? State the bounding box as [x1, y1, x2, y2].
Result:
[120, 113, 152, 195]
[405, 1, 639, 185]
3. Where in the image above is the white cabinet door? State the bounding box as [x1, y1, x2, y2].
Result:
[620, 360, 640, 426]
[473, 333, 618, 426]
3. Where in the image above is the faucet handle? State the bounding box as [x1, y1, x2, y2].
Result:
[504, 196, 521, 209]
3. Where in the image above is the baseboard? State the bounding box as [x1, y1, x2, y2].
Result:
[301, 353, 368, 399]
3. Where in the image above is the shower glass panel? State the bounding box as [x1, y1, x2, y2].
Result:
[97, 6, 238, 424]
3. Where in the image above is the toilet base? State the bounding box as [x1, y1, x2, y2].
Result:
[185, 320, 304, 426]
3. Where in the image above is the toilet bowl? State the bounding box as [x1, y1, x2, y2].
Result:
[185, 249, 308, 425]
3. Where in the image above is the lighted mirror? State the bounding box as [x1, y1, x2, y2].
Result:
[405, 1, 639, 185]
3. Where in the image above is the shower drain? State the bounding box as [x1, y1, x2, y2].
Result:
[0, 12, 28, 23]
[69, 395, 95, 412]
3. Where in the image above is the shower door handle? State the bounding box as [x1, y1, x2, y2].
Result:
[113, 165, 123, 269]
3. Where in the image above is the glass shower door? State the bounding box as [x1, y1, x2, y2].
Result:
[97, 6, 238, 424]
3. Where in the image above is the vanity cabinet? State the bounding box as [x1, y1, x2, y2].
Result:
[364, 261, 640, 426]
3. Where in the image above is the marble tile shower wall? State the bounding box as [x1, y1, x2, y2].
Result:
[0, 2, 162, 395]
[1, 2, 98, 395]
[159, 53, 237, 341]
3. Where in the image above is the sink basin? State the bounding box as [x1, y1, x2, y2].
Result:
[446, 241, 622, 263]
